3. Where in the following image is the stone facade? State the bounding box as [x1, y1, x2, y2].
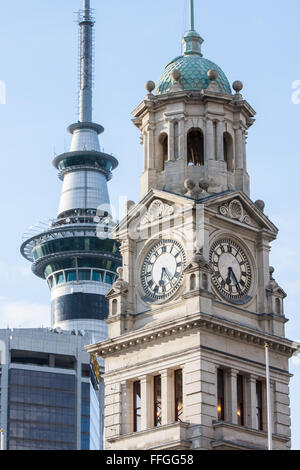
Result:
[87, 190, 296, 450]
[86, 17, 298, 451]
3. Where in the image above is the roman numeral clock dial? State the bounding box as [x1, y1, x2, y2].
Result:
[210, 239, 252, 304]
[141, 240, 186, 301]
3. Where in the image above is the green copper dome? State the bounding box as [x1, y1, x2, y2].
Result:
[155, 28, 232, 96]
[155, 54, 232, 96]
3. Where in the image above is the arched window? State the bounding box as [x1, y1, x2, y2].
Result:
[112, 299, 118, 316]
[202, 273, 208, 291]
[275, 298, 281, 315]
[223, 132, 234, 172]
[157, 133, 168, 171]
[187, 129, 204, 166]
[190, 274, 196, 291]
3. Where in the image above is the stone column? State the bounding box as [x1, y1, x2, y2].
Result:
[228, 369, 238, 424]
[125, 381, 134, 434]
[121, 381, 127, 435]
[234, 125, 244, 170]
[160, 369, 174, 425]
[243, 131, 247, 171]
[257, 234, 271, 315]
[143, 132, 148, 171]
[248, 375, 258, 429]
[146, 124, 155, 169]
[178, 118, 185, 159]
[205, 118, 214, 161]
[140, 375, 153, 431]
[168, 119, 174, 161]
[273, 381, 291, 438]
[119, 239, 135, 315]
[216, 120, 225, 161]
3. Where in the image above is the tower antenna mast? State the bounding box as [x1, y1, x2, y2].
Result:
[79, 0, 94, 123]
[190, 0, 195, 31]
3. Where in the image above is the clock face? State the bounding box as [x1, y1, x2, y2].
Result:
[141, 239, 186, 301]
[210, 238, 252, 303]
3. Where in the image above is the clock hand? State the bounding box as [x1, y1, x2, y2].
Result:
[226, 267, 232, 285]
[229, 268, 242, 294]
[164, 268, 174, 286]
[159, 267, 166, 286]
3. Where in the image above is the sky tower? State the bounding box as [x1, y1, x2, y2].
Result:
[21, 0, 121, 342]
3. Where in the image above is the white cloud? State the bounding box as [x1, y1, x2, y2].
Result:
[0, 299, 51, 329]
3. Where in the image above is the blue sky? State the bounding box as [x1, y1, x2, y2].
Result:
[0, 0, 299, 448]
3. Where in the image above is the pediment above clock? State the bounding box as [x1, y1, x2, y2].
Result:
[266, 278, 287, 298]
[204, 191, 278, 235]
[114, 189, 194, 237]
[106, 282, 128, 299]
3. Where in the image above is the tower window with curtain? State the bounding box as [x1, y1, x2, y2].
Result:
[187, 129, 204, 166]
[154, 376, 162, 427]
[133, 381, 141, 433]
[237, 375, 244, 426]
[158, 133, 168, 171]
[223, 132, 234, 172]
[217, 369, 225, 421]
[175, 370, 183, 421]
[256, 381, 263, 431]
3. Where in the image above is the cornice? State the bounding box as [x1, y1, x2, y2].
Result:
[86, 311, 298, 359]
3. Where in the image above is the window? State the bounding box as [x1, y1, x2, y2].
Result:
[55, 272, 65, 285]
[154, 376, 162, 427]
[256, 381, 263, 431]
[78, 270, 91, 281]
[105, 273, 114, 284]
[202, 273, 208, 290]
[158, 133, 168, 171]
[92, 270, 102, 282]
[133, 381, 141, 433]
[187, 129, 204, 166]
[275, 298, 281, 315]
[190, 274, 196, 291]
[237, 375, 244, 426]
[175, 370, 183, 422]
[112, 299, 118, 316]
[66, 271, 77, 282]
[223, 132, 234, 172]
[32, 237, 120, 262]
[217, 369, 225, 421]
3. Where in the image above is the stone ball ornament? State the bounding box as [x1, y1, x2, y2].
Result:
[145, 80, 156, 93]
[172, 69, 182, 82]
[232, 80, 244, 93]
[184, 179, 196, 191]
[199, 180, 210, 192]
[207, 69, 218, 81]
[255, 200, 265, 212]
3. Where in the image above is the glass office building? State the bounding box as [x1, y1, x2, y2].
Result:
[0, 328, 103, 450]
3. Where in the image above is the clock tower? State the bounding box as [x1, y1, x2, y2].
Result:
[87, 2, 298, 450]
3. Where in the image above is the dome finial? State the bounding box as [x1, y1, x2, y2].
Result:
[190, 0, 195, 31]
[182, 0, 204, 57]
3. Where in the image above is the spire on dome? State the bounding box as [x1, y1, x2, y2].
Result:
[190, 0, 195, 30]
[182, 0, 204, 57]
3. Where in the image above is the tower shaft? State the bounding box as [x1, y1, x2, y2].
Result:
[21, 0, 120, 342]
